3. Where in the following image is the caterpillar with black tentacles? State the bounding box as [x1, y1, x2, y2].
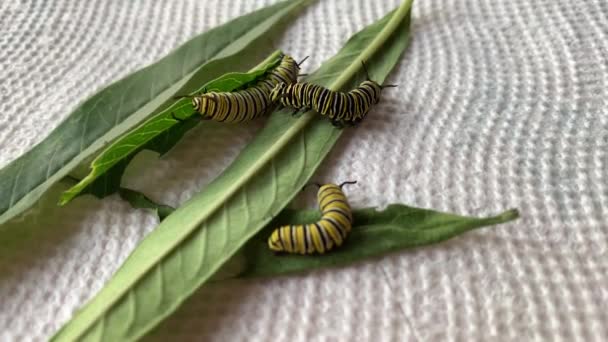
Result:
[269, 61, 396, 127]
[268, 181, 357, 255]
[175, 54, 307, 123]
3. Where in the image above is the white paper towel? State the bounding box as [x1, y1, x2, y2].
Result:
[1, 0, 607, 340]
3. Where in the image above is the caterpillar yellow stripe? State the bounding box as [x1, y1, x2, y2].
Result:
[189, 54, 302, 123]
[268, 181, 356, 255]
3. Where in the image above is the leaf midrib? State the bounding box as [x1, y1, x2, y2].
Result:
[0, 2, 294, 224]
[151, 0, 415, 308]
[182, 0, 414, 238]
[60, 0, 413, 339]
[156, 0, 412, 278]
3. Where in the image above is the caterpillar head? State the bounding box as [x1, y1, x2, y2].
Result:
[173, 93, 206, 112]
[191, 96, 202, 112]
[284, 55, 302, 83]
[360, 60, 396, 103]
[191, 94, 219, 115]
[313, 181, 357, 197]
[268, 229, 284, 252]
[270, 82, 288, 102]
[361, 80, 383, 104]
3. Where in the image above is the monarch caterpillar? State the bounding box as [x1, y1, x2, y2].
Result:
[175, 54, 306, 123]
[269, 61, 396, 126]
[268, 181, 357, 255]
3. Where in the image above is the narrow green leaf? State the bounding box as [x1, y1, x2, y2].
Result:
[59, 52, 283, 205]
[0, 0, 311, 226]
[237, 205, 520, 277]
[51, 1, 414, 341]
[118, 188, 175, 221]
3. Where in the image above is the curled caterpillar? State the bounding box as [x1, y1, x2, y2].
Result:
[270, 62, 396, 126]
[176, 54, 305, 123]
[268, 181, 357, 255]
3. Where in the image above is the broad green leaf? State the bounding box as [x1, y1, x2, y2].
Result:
[59, 52, 283, 205]
[51, 1, 414, 341]
[95, 192, 518, 275]
[0, 0, 311, 226]
[0, 178, 77, 255]
[237, 205, 519, 277]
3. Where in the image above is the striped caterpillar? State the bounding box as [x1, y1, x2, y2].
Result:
[270, 62, 396, 126]
[176, 54, 306, 123]
[268, 181, 357, 254]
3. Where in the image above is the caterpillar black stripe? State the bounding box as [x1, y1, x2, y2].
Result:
[268, 181, 357, 255]
[270, 62, 396, 126]
[180, 54, 305, 123]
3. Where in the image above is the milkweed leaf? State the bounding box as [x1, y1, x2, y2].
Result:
[118, 188, 176, 221]
[51, 1, 414, 341]
[236, 205, 519, 277]
[0, 0, 311, 226]
[59, 53, 283, 205]
[104, 190, 519, 276]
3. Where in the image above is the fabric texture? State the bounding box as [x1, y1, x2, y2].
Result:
[1, 0, 607, 340]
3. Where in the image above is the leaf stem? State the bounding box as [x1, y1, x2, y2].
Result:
[486, 208, 520, 224]
[175, 0, 415, 280]
[250, 50, 283, 72]
[185, 0, 415, 222]
[328, 0, 413, 91]
[51, 1, 415, 340]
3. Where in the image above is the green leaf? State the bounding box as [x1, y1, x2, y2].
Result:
[105, 195, 518, 277]
[0, 0, 311, 226]
[51, 1, 414, 341]
[59, 52, 283, 205]
[237, 205, 520, 277]
[118, 188, 176, 221]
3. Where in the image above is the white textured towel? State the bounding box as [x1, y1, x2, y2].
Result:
[1, 0, 607, 340]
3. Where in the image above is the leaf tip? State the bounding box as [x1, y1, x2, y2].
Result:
[495, 208, 520, 223]
[58, 187, 80, 206]
[57, 193, 72, 206]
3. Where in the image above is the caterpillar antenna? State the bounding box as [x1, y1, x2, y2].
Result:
[297, 55, 310, 67]
[339, 180, 358, 189]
